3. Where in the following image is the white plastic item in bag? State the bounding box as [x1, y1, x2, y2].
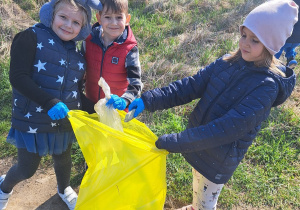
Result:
[94, 77, 123, 132]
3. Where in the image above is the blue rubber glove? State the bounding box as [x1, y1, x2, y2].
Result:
[128, 98, 145, 118]
[48, 102, 70, 120]
[106, 94, 127, 110]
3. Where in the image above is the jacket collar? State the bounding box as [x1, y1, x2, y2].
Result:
[34, 23, 76, 50]
[90, 22, 128, 47]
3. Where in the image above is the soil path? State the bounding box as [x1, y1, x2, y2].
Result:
[0, 157, 79, 210]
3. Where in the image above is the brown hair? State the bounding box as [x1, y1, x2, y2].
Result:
[53, 0, 88, 27]
[100, 0, 128, 15]
[223, 48, 286, 77]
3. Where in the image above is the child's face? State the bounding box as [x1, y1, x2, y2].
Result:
[51, 3, 84, 41]
[239, 27, 265, 62]
[96, 7, 131, 43]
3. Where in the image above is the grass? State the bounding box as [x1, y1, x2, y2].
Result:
[0, 0, 299, 209]
[0, 59, 16, 157]
[220, 107, 300, 209]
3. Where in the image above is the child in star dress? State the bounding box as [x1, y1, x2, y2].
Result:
[129, 1, 298, 209]
[0, 0, 102, 209]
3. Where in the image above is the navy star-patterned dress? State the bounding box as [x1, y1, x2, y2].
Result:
[7, 23, 86, 156]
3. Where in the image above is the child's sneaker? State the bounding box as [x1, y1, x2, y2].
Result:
[0, 175, 13, 210]
[58, 186, 78, 210]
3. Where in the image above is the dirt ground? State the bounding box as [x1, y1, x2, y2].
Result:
[0, 157, 79, 210]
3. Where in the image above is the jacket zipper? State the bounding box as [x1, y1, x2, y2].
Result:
[98, 43, 114, 100]
[98, 51, 105, 100]
[23, 98, 30, 115]
[58, 47, 70, 132]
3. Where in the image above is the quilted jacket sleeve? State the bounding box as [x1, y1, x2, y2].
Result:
[142, 59, 216, 111]
[155, 79, 278, 153]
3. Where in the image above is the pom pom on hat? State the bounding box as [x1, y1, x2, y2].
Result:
[39, 0, 103, 41]
[240, 0, 298, 55]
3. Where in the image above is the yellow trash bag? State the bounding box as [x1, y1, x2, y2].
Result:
[68, 110, 168, 210]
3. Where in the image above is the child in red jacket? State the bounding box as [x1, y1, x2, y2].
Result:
[82, 0, 143, 112]
[129, 1, 298, 209]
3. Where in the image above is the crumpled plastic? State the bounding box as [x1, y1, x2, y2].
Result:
[94, 77, 123, 132]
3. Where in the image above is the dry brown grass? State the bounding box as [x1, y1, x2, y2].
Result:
[0, 0, 36, 58]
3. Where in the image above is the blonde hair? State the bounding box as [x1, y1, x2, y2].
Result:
[53, 0, 88, 27]
[223, 48, 286, 77]
[100, 0, 128, 15]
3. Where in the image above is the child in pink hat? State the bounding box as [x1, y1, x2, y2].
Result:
[129, 1, 298, 209]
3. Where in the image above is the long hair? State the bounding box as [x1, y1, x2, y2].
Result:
[223, 48, 286, 77]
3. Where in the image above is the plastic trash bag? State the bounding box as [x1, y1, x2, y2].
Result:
[94, 77, 123, 132]
[68, 110, 168, 210]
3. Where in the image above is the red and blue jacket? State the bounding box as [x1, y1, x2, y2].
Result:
[84, 24, 142, 105]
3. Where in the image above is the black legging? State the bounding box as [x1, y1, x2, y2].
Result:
[1, 145, 72, 194]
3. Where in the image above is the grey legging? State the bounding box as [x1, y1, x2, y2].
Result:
[1, 145, 72, 194]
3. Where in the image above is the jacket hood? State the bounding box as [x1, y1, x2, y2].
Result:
[271, 65, 296, 106]
[39, 0, 102, 41]
[239, 58, 296, 107]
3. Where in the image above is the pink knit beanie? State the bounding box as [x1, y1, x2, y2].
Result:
[240, 0, 299, 55]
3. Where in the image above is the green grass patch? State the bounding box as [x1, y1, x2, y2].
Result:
[0, 58, 14, 157]
[218, 107, 300, 208]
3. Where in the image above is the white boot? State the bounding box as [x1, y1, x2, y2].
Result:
[0, 175, 13, 210]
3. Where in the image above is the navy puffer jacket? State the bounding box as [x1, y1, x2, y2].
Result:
[141, 55, 296, 184]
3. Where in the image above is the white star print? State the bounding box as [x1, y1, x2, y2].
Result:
[51, 122, 57, 127]
[36, 106, 43, 112]
[72, 91, 78, 98]
[24, 112, 32, 119]
[27, 127, 38, 133]
[14, 99, 17, 106]
[77, 102, 80, 108]
[78, 61, 84, 70]
[59, 59, 66, 65]
[34, 60, 47, 72]
[73, 77, 78, 83]
[49, 39, 55, 45]
[37, 42, 44, 50]
[56, 75, 64, 84]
